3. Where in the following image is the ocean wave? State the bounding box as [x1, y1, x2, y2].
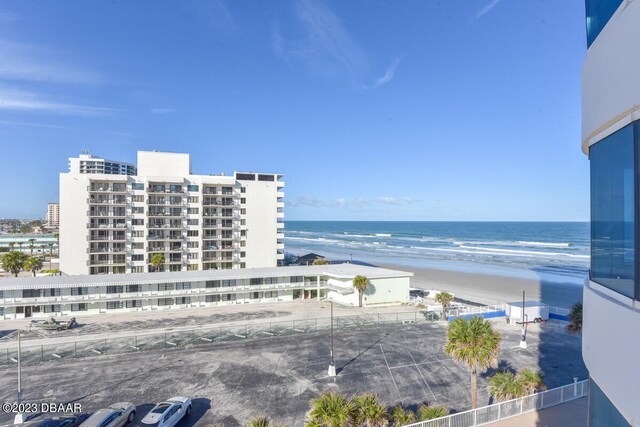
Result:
[453, 240, 573, 249]
[410, 245, 589, 260]
[517, 241, 572, 248]
[459, 245, 589, 259]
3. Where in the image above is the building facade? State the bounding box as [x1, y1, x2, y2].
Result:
[0, 264, 412, 320]
[60, 151, 284, 275]
[46, 203, 60, 229]
[582, 0, 640, 425]
[69, 152, 137, 175]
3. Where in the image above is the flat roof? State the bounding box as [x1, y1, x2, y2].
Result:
[0, 264, 413, 290]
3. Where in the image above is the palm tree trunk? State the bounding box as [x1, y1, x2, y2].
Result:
[359, 290, 363, 307]
[471, 366, 478, 409]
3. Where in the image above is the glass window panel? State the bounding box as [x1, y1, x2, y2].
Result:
[590, 123, 635, 298]
[585, 0, 623, 47]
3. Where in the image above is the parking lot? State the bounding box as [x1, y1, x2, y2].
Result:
[0, 319, 586, 427]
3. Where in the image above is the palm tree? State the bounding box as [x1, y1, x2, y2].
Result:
[567, 302, 583, 334]
[244, 417, 281, 427]
[54, 232, 59, 255]
[151, 253, 166, 272]
[417, 404, 449, 421]
[352, 275, 369, 307]
[389, 405, 414, 427]
[518, 368, 546, 395]
[488, 371, 522, 401]
[28, 238, 36, 256]
[47, 242, 54, 269]
[2, 251, 28, 277]
[444, 317, 502, 409]
[305, 392, 355, 427]
[435, 291, 454, 319]
[312, 258, 328, 266]
[23, 256, 43, 277]
[351, 393, 388, 427]
[8, 242, 15, 251]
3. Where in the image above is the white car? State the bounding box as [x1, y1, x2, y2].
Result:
[140, 397, 192, 427]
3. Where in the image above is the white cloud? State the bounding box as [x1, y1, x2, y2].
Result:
[273, 0, 369, 85]
[475, 0, 501, 19]
[0, 39, 103, 85]
[151, 108, 176, 114]
[0, 87, 122, 116]
[373, 56, 402, 88]
[289, 195, 417, 209]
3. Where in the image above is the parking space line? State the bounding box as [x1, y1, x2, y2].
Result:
[379, 344, 402, 402]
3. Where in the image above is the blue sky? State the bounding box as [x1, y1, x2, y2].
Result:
[0, 0, 588, 221]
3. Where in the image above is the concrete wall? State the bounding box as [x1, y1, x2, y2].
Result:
[582, 0, 640, 153]
[59, 173, 91, 275]
[583, 282, 640, 425]
[137, 151, 191, 176]
[240, 177, 281, 268]
[327, 276, 410, 307]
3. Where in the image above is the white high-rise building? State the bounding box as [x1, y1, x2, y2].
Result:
[582, 0, 640, 425]
[69, 152, 137, 175]
[60, 151, 284, 275]
[46, 202, 59, 228]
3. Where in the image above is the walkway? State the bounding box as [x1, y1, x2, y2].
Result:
[489, 397, 587, 427]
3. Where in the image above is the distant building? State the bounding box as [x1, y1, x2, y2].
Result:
[46, 203, 59, 229]
[297, 253, 327, 265]
[69, 152, 136, 175]
[0, 264, 412, 319]
[60, 151, 284, 275]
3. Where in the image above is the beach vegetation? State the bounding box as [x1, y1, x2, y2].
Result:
[24, 256, 43, 276]
[305, 391, 355, 427]
[244, 417, 282, 427]
[444, 317, 501, 409]
[312, 258, 328, 265]
[435, 291, 454, 319]
[389, 405, 415, 426]
[417, 404, 449, 420]
[489, 369, 546, 401]
[352, 275, 369, 307]
[151, 253, 165, 272]
[567, 302, 583, 334]
[1, 250, 28, 277]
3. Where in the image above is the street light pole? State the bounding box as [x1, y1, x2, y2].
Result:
[328, 301, 336, 376]
[17, 330, 21, 404]
[519, 290, 528, 349]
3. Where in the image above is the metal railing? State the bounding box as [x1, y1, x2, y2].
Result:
[0, 311, 439, 366]
[401, 380, 589, 427]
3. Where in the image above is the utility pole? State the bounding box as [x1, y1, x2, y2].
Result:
[519, 290, 528, 349]
[17, 330, 21, 403]
[328, 301, 336, 376]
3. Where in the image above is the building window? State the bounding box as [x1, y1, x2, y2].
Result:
[206, 280, 221, 288]
[241, 208, 246, 215]
[188, 196, 199, 203]
[585, 0, 624, 48]
[132, 219, 144, 226]
[265, 277, 278, 285]
[241, 187, 246, 193]
[71, 303, 88, 311]
[132, 231, 144, 238]
[126, 300, 142, 308]
[240, 251, 246, 258]
[250, 278, 264, 286]
[158, 283, 175, 292]
[236, 173, 255, 181]
[176, 297, 191, 305]
[44, 305, 62, 313]
[106, 301, 124, 310]
[70, 287, 88, 296]
[240, 241, 246, 247]
[265, 291, 278, 298]
[258, 174, 275, 181]
[206, 294, 221, 302]
[176, 282, 191, 290]
[250, 292, 262, 299]
[187, 264, 199, 271]
[188, 241, 199, 248]
[290, 276, 304, 283]
[241, 198, 246, 204]
[187, 253, 198, 260]
[132, 183, 144, 190]
[44, 288, 61, 297]
[187, 185, 199, 192]
[188, 230, 199, 237]
[126, 285, 141, 293]
[590, 123, 636, 298]
[132, 254, 144, 261]
[132, 242, 144, 249]
[131, 266, 144, 273]
[222, 293, 236, 301]
[158, 298, 174, 306]
[241, 219, 246, 226]
[188, 208, 199, 214]
[106, 285, 124, 294]
[132, 195, 144, 202]
[132, 207, 144, 214]
[187, 219, 199, 226]
[221, 279, 236, 287]
[241, 230, 246, 237]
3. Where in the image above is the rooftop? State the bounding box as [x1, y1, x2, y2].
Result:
[0, 263, 413, 290]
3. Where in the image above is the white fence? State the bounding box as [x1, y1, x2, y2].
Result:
[402, 379, 589, 427]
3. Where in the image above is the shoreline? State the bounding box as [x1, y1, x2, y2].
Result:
[378, 262, 584, 309]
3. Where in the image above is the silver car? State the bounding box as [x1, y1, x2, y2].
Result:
[140, 397, 192, 427]
[80, 403, 136, 427]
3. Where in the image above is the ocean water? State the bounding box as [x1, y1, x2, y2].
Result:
[284, 221, 590, 283]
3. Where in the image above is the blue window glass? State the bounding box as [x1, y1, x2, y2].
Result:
[131, 183, 144, 190]
[590, 123, 635, 298]
[187, 184, 199, 191]
[585, 0, 623, 47]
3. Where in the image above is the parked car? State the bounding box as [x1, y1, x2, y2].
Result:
[80, 402, 136, 427]
[140, 397, 191, 427]
[18, 414, 90, 427]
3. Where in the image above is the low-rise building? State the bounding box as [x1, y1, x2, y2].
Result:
[0, 264, 412, 320]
